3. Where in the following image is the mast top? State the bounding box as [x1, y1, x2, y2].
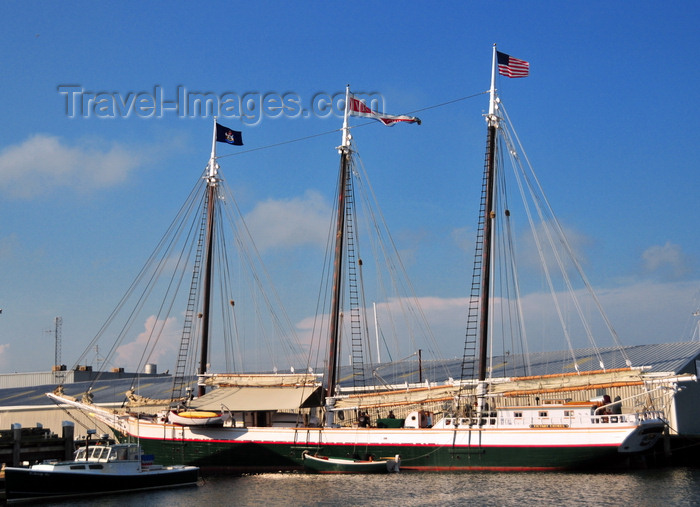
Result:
[208, 117, 220, 184]
[339, 85, 352, 153]
[488, 44, 500, 128]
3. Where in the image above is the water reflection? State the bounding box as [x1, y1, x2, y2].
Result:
[40, 467, 700, 507]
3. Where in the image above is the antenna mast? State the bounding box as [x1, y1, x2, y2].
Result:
[54, 316, 62, 369]
[51, 316, 65, 383]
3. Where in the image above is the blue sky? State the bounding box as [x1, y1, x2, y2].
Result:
[1, 2, 699, 374]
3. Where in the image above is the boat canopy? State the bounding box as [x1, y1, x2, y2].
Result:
[190, 385, 324, 412]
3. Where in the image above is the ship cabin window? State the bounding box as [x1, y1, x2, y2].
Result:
[539, 411, 548, 418]
[564, 410, 574, 417]
[513, 411, 523, 418]
[89, 464, 103, 470]
[70, 465, 86, 470]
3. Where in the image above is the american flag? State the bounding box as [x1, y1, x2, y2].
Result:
[497, 51, 529, 78]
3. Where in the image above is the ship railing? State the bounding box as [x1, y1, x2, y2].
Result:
[439, 415, 499, 428]
[633, 410, 665, 422]
[441, 409, 664, 429]
[493, 413, 637, 427]
[590, 410, 665, 425]
[590, 414, 631, 424]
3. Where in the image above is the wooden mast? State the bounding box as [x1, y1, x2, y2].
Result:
[198, 118, 219, 397]
[326, 152, 349, 402]
[478, 46, 500, 389]
[326, 86, 352, 404]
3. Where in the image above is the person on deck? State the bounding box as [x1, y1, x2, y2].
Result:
[358, 411, 370, 427]
[611, 396, 622, 414]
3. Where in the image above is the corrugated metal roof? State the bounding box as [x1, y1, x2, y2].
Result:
[338, 341, 700, 387]
[0, 376, 187, 408]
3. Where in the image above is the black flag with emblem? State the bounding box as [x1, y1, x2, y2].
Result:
[215, 122, 243, 146]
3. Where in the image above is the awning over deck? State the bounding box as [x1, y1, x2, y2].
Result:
[190, 385, 323, 412]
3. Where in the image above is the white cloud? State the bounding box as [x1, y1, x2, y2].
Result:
[303, 279, 700, 364]
[294, 296, 470, 363]
[515, 220, 592, 274]
[0, 134, 144, 198]
[451, 226, 472, 253]
[594, 280, 699, 342]
[451, 220, 592, 285]
[642, 242, 692, 279]
[114, 315, 180, 371]
[244, 190, 331, 251]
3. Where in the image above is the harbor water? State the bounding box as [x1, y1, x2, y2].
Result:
[34, 467, 700, 507]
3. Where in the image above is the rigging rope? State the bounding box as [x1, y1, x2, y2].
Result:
[220, 175, 308, 369]
[351, 144, 450, 381]
[71, 176, 207, 392]
[215, 92, 488, 160]
[499, 100, 632, 370]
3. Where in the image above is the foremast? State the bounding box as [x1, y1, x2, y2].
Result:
[324, 86, 352, 425]
[197, 118, 220, 397]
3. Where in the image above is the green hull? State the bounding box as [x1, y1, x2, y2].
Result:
[128, 435, 631, 473]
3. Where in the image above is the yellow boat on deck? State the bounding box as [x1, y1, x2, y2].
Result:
[167, 410, 231, 426]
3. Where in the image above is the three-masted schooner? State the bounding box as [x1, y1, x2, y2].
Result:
[49, 47, 674, 472]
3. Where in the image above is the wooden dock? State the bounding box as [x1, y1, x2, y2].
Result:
[0, 422, 74, 467]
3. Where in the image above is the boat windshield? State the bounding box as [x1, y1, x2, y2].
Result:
[74, 445, 111, 461]
[90, 446, 109, 460]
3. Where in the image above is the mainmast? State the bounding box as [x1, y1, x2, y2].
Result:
[325, 85, 352, 408]
[198, 118, 220, 397]
[477, 45, 500, 384]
